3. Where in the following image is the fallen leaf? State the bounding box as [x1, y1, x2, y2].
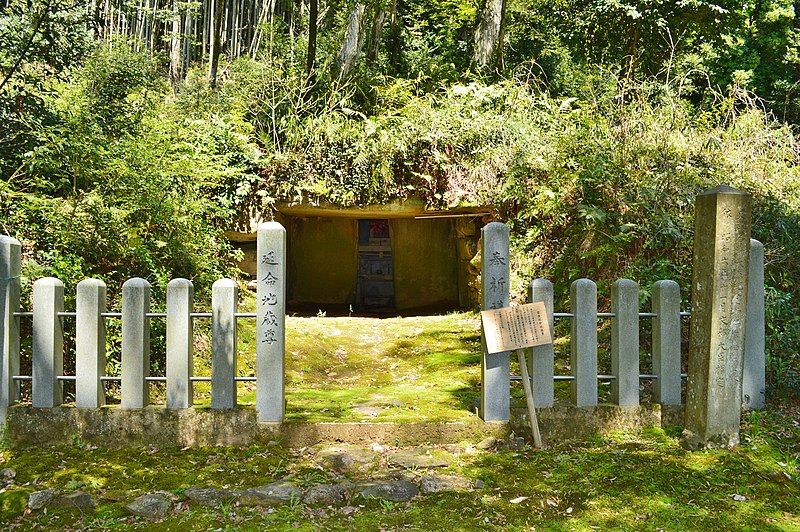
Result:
[510, 496, 528, 504]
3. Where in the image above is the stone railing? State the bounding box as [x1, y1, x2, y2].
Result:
[0, 223, 287, 424]
[479, 191, 766, 432]
[0, 186, 767, 450]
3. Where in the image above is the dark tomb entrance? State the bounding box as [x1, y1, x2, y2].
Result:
[356, 219, 395, 311]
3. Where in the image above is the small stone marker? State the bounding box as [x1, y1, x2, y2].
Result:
[256, 222, 286, 422]
[684, 185, 751, 449]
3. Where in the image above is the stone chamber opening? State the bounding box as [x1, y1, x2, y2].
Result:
[231, 205, 488, 316]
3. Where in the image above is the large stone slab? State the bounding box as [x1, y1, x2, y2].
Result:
[239, 481, 301, 506]
[386, 448, 451, 469]
[357, 480, 418, 502]
[317, 444, 379, 473]
[683, 185, 751, 449]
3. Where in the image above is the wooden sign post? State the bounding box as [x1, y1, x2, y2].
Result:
[481, 302, 552, 448]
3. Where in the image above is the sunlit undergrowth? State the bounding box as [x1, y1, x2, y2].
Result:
[0, 409, 797, 529]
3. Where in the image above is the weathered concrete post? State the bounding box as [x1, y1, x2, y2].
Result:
[0, 236, 21, 419]
[611, 279, 640, 406]
[684, 185, 751, 449]
[121, 278, 151, 409]
[76, 279, 107, 408]
[742, 239, 765, 410]
[166, 279, 193, 409]
[652, 280, 682, 405]
[528, 278, 554, 407]
[257, 222, 286, 422]
[570, 279, 597, 407]
[480, 222, 510, 421]
[212, 279, 238, 409]
[32, 278, 64, 407]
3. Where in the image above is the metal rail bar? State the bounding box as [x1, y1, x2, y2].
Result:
[14, 311, 692, 319]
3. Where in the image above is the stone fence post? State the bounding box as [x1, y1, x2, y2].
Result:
[166, 279, 194, 409]
[121, 278, 151, 409]
[76, 279, 106, 408]
[684, 185, 751, 449]
[257, 222, 286, 422]
[480, 222, 510, 421]
[652, 280, 682, 405]
[743, 239, 765, 410]
[0, 236, 21, 422]
[212, 279, 238, 409]
[611, 279, 639, 406]
[32, 278, 64, 408]
[570, 279, 597, 407]
[528, 278, 554, 407]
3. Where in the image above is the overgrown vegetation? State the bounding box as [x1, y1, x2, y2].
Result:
[2, 0, 800, 397]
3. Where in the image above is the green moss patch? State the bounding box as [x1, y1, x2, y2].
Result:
[1, 408, 798, 529]
[196, 306, 484, 422]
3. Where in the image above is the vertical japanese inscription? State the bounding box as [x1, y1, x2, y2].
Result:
[684, 185, 751, 449]
[480, 222, 510, 422]
[257, 222, 286, 422]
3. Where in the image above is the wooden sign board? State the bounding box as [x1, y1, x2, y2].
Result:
[481, 302, 552, 354]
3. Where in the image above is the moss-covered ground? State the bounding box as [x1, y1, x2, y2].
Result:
[193, 303, 486, 422]
[0, 408, 798, 529]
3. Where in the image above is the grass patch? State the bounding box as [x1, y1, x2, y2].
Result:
[0, 408, 798, 529]
[194, 297, 484, 422]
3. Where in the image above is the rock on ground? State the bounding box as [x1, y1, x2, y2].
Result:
[418, 473, 474, 494]
[317, 445, 379, 473]
[184, 487, 237, 507]
[126, 492, 174, 519]
[358, 480, 419, 502]
[387, 448, 451, 469]
[55, 491, 94, 509]
[238, 481, 302, 506]
[476, 436, 497, 450]
[303, 483, 350, 506]
[28, 489, 56, 510]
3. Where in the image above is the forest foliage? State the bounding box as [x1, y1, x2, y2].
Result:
[1, 0, 800, 396]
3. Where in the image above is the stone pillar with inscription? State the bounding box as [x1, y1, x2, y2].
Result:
[480, 222, 510, 422]
[683, 185, 751, 449]
[256, 222, 286, 422]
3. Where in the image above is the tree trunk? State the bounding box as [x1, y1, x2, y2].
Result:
[305, 0, 318, 76]
[473, 0, 504, 70]
[386, 0, 403, 73]
[209, 0, 225, 87]
[334, 2, 366, 80]
[366, 1, 386, 64]
[170, 0, 182, 85]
